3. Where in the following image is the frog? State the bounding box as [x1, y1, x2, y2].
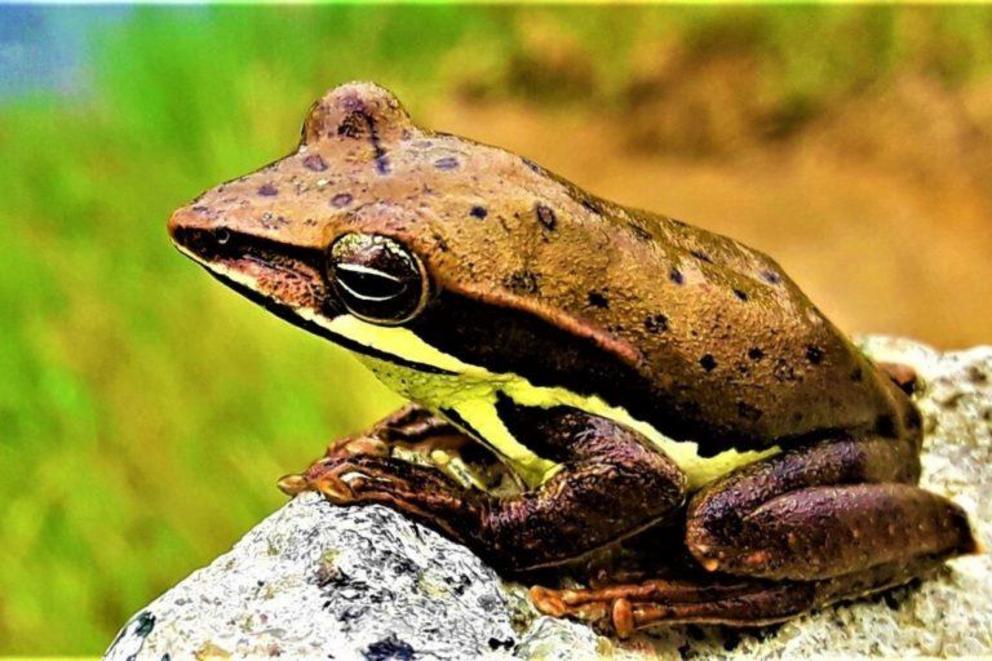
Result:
[167, 81, 978, 637]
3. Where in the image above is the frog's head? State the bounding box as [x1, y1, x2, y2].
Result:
[168, 81, 635, 384]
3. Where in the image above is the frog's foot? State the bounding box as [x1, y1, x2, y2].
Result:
[530, 554, 946, 637]
[282, 452, 478, 541]
[530, 576, 810, 637]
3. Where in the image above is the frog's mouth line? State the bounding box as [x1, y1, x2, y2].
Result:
[171, 229, 457, 377]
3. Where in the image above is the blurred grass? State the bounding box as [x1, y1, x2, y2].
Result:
[1, 5, 990, 654]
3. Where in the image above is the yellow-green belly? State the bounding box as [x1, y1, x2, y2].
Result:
[318, 314, 780, 491]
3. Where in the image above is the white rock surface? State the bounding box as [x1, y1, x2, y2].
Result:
[107, 338, 991, 659]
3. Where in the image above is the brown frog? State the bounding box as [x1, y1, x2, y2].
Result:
[168, 82, 977, 637]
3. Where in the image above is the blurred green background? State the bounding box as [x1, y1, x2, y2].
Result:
[2, 5, 991, 654]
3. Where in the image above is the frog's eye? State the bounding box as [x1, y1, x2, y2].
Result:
[328, 233, 429, 325]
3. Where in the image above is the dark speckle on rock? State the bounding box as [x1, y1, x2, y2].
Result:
[722, 629, 742, 652]
[733, 288, 749, 301]
[364, 634, 415, 661]
[806, 345, 825, 365]
[700, 354, 718, 371]
[670, 268, 685, 285]
[748, 347, 765, 361]
[257, 183, 278, 197]
[690, 249, 713, 263]
[434, 156, 459, 170]
[134, 611, 156, 638]
[488, 637, 515, 651]
[469, 205, 488, 219]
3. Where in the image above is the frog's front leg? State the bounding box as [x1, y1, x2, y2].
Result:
[320, 404, 470, 460]
[532, 432, 978, 636]
[288, 406, 688, 572]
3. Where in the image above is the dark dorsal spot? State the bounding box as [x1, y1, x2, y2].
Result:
[535, 203, 556, 230]
[806, 345, 824, 365]
[587, 290, 609, 308]
[504, 270, 540, 295]
[761, 270, 782, 285]
[690, 249, 713, 263]
[737, 401, 763, 421]
[302, 154, 327, 171]
[733, 288, 749, 301]
[522, 157, 542, 174]
[581, 197, 603, 215]
[331, 193, 353, 208]
[434, 156, 459, 170]
[644, 314, 669, 333]
[257, 183, 278, 197]
[699, 354, 718, 371]
[875, 414, 897, 437]
[850, 366, 864, 382]
[669, 268, 685, 285]
[747, 347, 765, 361]
[627, 222, 652, 241]
[469, 205, 488, 219]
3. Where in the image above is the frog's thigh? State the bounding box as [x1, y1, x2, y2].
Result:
[531, 433, 977, 636]
[685, 433, 977, 580]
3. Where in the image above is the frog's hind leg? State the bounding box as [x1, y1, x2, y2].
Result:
[532, 432, 977, 636]
[531, 553, 949, 637]
[684, 434, 976, 582]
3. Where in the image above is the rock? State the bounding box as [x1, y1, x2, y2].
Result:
[107, 337, 992, 659]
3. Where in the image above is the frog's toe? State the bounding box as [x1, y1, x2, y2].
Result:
[276, 473, 310, 496]
[529, 577, 815, 637]
[326, 434, 391, 459]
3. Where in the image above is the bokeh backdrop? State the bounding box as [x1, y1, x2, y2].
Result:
[2, 5, 991, 654]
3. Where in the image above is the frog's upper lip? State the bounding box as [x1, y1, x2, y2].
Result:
[169, 216, 331, 314]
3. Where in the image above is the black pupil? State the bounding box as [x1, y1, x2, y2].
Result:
[334, 267, 408, 300]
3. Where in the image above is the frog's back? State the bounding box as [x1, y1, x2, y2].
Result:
[404, 139, 912, 457]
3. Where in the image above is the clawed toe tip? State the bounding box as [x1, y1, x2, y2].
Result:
[277, 473, 310, 496]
